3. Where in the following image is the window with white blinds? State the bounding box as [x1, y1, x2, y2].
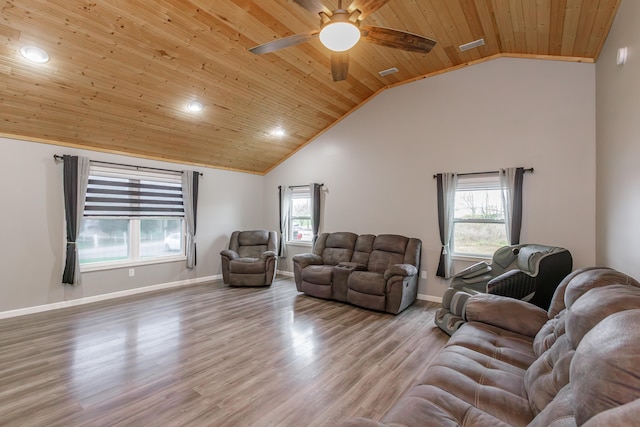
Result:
[79, 165, 186, 269]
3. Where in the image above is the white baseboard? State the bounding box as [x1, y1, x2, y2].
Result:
[417, 293, 443, 304]
[0, 274, 222, 320]
[277, 270, 294, 278]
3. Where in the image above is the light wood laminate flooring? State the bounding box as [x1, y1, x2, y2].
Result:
[0, 277, 448, 426]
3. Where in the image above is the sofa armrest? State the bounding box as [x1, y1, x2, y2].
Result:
[337, 262, 367, 271]
[292, 253, 323, 269]
[384, 264, 418, 280]
[464, 294, 549, 337]
[220, 249, 238, 260]
[260, 250, 277, 260]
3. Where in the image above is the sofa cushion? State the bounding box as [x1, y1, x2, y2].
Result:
[368, 251, 405, 274]
[563, 269, 640, 310]
[237, 245, 268, 258]
[348, 271, 386, 296]
[229, 258, 265, 274]
[524, 335, 574, 416]
[532, 314, 566, 357]
[528, 383, 576, 427]
[525, 282, 640, 417]
[448, 322, 537, 370]
[381, 385, 516, 427]
[302, 265, 334, 285]
[571, 309, 640, 425]
[565, 284, 640, 349]
[373, 234, 409, 253]
[318, 232, 357, 265]
[351, 234, 375, 265]
[238, 230, 270, 246]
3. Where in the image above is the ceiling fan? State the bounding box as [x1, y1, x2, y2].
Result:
[249, 0, 436, 82]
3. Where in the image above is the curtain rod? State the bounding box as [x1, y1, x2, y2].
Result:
[432, 167, 533, 179]
[278, 184, 325, 189]
[53, 155, 203, 176]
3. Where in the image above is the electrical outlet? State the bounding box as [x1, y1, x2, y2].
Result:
[420, 270, 427, 279]
[128, 268, 135, 277]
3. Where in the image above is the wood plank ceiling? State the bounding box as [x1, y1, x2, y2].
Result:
[0, 0, 620, 174]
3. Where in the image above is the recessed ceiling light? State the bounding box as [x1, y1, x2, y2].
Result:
[20, 46, 49, 63]
[187, 101, 203, 112]
[272, 127, 285, 137]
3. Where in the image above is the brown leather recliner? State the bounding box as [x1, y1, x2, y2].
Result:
[338, 267, 640, 426]
[220, 230, 277, 287]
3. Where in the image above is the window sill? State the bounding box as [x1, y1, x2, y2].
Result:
[451, 254, 492, 262]
[286, 241, 313, 248]
[80, 255, 187, 273]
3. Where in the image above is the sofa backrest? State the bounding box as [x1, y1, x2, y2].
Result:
[313, 232, 358, 265]
[367, 235, 409, 273]
[352, 234, 375, 265]
[529, 308, 640, 426]
[524, 269, 640, 422]
[230, 230, 277, 258]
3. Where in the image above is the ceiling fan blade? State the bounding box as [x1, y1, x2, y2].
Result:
[361, 26, 436, 53]
[249, 31, 319, 54]
[294, 0, 332, 16]
[331, 51, 349, 82]
[348, 0, 391, 20]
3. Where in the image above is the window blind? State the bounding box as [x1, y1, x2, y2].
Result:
[84, 165, 184, 217]
[456, 174, 501, 191]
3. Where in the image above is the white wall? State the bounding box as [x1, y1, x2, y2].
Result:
[596, 0, 640, 279]
[264, 57, 596, 298]
[0, 137, 264, 312]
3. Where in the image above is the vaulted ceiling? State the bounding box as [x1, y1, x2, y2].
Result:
[0, 0, 620, 174]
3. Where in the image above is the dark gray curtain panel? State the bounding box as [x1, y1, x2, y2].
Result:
[435, 173, 446, 278]
[62, 155, 79, 284]
[310, 183, 321, 245]
[510, 167, 524, 245]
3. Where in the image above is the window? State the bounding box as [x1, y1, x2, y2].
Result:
[78, 165, 185, 268]
[452, 175, 508, 257]
[288, 186, 313, 243]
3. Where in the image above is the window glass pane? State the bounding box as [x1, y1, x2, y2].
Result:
[452, 222, 508, 256]
[79, 219, 130, 264]
[140, 218, 183, 258]
[454, 189, 505, 220]
[289, 194, 312, 242]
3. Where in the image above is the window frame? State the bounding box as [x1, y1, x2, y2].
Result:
[451, 174, 508, 259]
[79, 165, 187, 272]
[287, 186, 313, 246]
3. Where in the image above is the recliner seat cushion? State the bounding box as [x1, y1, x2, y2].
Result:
[348, 271, 386, 295]
[229, 258, 265, 274]
[302, 265, 334, 285]
[238, 245, 268, 258]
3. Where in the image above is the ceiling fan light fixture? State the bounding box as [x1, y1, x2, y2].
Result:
[319, 20, 360, 52]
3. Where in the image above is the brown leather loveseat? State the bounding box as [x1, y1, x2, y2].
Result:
[338, 267, 640, 426]
[292, 232, 421, 314]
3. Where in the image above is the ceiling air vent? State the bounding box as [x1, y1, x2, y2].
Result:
[459, 38, 485, 52]
[378, 67, 399, 77]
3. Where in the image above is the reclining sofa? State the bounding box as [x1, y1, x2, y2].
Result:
[338, 267, 640, 426]
[292, 232, 421, 314]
